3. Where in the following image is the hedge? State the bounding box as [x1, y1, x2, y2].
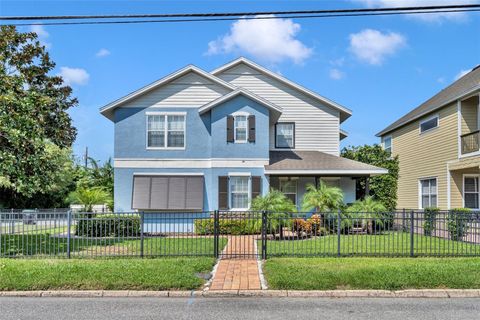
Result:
[75, 214, 141, 237]
[194, 218, 262, 235]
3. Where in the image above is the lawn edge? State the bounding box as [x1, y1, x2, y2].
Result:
[1, 289, 480, 298]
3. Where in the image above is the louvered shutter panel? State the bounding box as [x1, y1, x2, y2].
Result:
[218, 176, 229, 210]
[251, 176, 261, 201]
[248, 115, 256, 142]
[226, 116, 234, 142]
[132, 176, 151, 210]
[185, 176, 204, 210]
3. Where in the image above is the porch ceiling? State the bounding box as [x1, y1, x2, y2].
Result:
[265, 151, 388, 176]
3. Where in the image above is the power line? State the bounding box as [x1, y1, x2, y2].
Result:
[2, 8, 480, 27]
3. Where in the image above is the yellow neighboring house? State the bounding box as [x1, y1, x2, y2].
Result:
[377, 66, 479, 210]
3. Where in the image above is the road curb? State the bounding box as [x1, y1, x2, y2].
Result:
[1, 289, 480, 298]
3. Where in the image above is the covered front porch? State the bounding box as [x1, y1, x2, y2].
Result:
[449, 158, 480, 210]
[265, 150, 388, 209]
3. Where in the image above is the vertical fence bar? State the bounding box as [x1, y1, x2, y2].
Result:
[337, 210, 342, 257]
[140, 211, 145, 258]
[67, 209, 72, 259]
[410, 210, 415, 257]
[261, 210, 267, 260]
[213, 210, 219, 258]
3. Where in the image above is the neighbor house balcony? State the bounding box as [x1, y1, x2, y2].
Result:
[461, 130, 479, 155]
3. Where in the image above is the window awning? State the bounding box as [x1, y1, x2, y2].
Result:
[132, 175, 204, 210]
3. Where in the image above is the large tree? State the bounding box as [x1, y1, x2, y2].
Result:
[0, 26, 78, 207]
[341, 144, 399, 211]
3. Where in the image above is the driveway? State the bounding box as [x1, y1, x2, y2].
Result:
[0, 297, 479, 320]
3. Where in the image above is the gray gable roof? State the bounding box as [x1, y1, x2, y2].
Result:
[265, 151, 387, 175]
[376, 65, 480, 137]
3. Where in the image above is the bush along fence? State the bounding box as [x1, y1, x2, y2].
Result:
[0, 209, 479, 258]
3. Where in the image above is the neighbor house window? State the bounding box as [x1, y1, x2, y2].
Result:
[279, 179, 297, 205]
[420, 178, 437, 209]
[234, 115, 248, 143]
[230, 176, 249, 209]
[420, 116, 438, 133]
[147, 113, 185, 149]
[275, 123, 295, 148]
[383, 136, 392, 156]
[464, 176, 479, 209]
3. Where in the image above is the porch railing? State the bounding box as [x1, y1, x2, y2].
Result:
[461, 130, 480, 155]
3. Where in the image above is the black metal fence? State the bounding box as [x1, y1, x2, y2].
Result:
[1, 209, 479, 259]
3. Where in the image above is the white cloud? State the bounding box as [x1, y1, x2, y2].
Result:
[437, 77, 445, 84]
[354, 0, 474, 22]
[96, 48, 111, 57]
[206, 15, 312, 64]
[58, 67, 90, 86]
[349, 29, 406, 65]
[30, 25, 51, 49]
[454, 69, 471, 80]
[329, 68, 345, 80]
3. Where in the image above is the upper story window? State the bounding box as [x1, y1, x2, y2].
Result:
[275, 123, 295, 148]
[234, 115, 248, 143]
[419, 178, 437, 209]
[146, 113, 185, 149]
[420, 116, 439, 134]
[464, 176, 479, 209]
[382, 136, 392, 155]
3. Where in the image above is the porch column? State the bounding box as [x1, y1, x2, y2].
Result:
[365, 177, 370, 199]
[314, 176, 319, 188]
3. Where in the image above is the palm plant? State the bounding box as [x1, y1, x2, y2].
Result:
[301, 182, 344, 213]
[346, 196, 387, 233]
[68, 187, 111, 212]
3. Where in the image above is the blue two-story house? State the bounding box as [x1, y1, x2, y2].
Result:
[100, 57, 387, 213]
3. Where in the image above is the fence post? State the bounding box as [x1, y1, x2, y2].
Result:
[261, 210, 267, 260]
[10, 208, 14, 235]
[140, 211, 145, 258]
[337, 209, 342, 257]
[213, 210, 219, 259]
[402, 208, 406, 232]
[67, 209, 72, 259]
[410, 210, 415, 257]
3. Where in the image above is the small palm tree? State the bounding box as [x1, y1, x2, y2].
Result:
[68, 187, 111, 212]
[347, 196, 386, 233]
[301, 182, 344, 213]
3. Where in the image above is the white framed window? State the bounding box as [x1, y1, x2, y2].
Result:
[464, 175, 479, 209]
[419, 115, 439, 134]
[279, 179, 297, 205]
[419, 178, 438, 209]
[146, 113, 185, 149]
[229, 176, 250, 209]
[275, 123, 295, 148]
[382, 136, 392, 156]
[234, 115, 248, 143]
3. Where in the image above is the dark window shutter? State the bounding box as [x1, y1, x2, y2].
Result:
[226, 116, 234, 142]
[132, 176, 151, 210]
[269, 176, 280, 191]
[218, 176, 229, 210]
[248, 115, 256, 142]
[251, 176, 261, 201]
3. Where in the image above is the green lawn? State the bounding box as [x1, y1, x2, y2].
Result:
[263, 232, 480, 257]
[0, 258, 215, 290]
[1, 234, 227, 257]
[264, 257, 480, 290]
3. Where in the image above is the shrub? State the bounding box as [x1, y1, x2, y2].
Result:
[75, 214, 140, 237]
[447, 208, 473, 241]
[194, 218, 261, 235]
[251, 189, 297, 213]
[423, 207, 439, 236]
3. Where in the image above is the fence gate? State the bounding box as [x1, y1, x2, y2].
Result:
[214, 211, 266, 259]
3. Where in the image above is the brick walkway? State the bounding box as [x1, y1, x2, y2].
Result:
[209, 236, 262, 291]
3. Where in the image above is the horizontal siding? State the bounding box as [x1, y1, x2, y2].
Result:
[218, 64, 340, 155]
[451, 167, 480, 209]
[121, 72, 230, 108]
[390, 103, 459, 209]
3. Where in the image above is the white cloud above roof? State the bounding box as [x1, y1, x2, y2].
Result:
[349, 29, 406, 65]
[329, 68, 345, 80]
[454, 68, 471, 80]
[206, 15, 312, 64]
[58, 67, 90, 86]
[96, 48, 111, 57]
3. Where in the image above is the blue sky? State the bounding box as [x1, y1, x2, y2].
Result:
[3, 0, 480, 163]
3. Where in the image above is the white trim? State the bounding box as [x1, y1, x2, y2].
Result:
[233, 114, 248, 143]
[211, 57, 352, 121]
[115, 157, 269, 161]
[377, 84, 480, 137]
[133, 172, 204, 176]
[145, 111, 187, 116]
[264, 169, 388, 175]
[114, 159, 269, 168]
[228, 172, 252, 176]
[419, 114, 439, 135]
[463, 174, 480, 209]
[100, 65, 235, 120]
[459, 150, 480, 158]
[418, 177, 438, 209]
[145, 113, 186, 150]
[198, 88, 283, 114]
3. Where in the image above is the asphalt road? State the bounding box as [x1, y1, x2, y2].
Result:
[0, 297, 479, 320]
